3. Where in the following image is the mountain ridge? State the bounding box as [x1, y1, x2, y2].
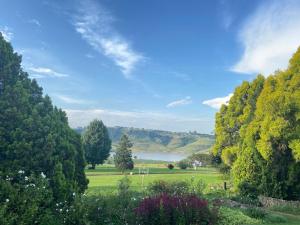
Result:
[75, 126, 215, 154]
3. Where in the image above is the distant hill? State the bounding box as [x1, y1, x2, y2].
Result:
[75, 126, 215, 154]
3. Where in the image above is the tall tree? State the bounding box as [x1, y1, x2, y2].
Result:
[213, 47, 300, 200]
[114, 135, 134, 172]
[0, 33, 88, 201]
[82, 119, 111, 169]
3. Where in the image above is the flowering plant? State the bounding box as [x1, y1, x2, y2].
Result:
[135, 193, 215, 225]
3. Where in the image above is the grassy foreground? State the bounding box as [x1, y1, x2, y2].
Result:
[85, 164, 300, 225]
[86, 164, 224, 195]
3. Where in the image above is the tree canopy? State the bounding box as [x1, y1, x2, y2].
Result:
[0, 33, 88, 201]
[114, 134, 134, 172]
[213, 47, 300, 200]
[82, 119, 111, 169]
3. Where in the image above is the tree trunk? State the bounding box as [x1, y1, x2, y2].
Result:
[91, 163, 96, 169]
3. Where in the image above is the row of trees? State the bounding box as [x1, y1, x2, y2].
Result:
[213, 47, 300, 200]
[82, 119, 134, 172]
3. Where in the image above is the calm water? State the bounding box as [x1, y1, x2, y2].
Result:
[132, 152, 187, 162]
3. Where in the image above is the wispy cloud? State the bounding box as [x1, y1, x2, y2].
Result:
[65, 108, 213, 133]
[231, 0, 300, 76]
[73, 0, 143, 78]
[28, 19, 41, 27]
[202, 93, 233, 109]
[166, 96, 192, 108]
[0, 26, 13, 42]
[29, 67, 69, 78]
[54, 94, 91, 104]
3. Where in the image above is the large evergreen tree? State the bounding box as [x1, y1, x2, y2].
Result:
[82, 119, 111, 169]
[0, 33, 88, 201]
[213, 47, 300, 200]
[114, 135, 134, 172]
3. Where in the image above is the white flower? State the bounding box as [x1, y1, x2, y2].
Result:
[24, 176, 29, 181]
[41, 172, 46, 178]
[6, 199, 9, 203]
[72, 192, 75, 196]
[18, 170, 25, 174]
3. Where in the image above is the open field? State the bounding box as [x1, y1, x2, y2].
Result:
[86, 164, 224, 195]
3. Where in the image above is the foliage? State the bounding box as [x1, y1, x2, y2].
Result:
[216, 207, 261, 225]
[237, 181, 259, 203]
[167, 164, 174, 170]
[177, 159, 189, 169]
[148, 180, 189, 196]
[82, 119, 111, 169]
[0, 34, 87, 204]
[114, 135, 134, 172]
[242, 207, 267, 220]
[135, 193, 215, 225]
[188, 152, 214, 166]
[213, 47, 300, 200]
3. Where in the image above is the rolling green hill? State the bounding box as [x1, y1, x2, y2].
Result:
[76, 126, 214, 154]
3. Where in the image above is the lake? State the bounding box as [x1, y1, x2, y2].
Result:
[132, 152, 187, 162]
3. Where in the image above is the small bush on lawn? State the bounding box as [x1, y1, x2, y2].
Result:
[177, 160, 189, 169]
[135, 193, 216, 225]
[167, 164, 174, 170]
[148, 180, 204, 196]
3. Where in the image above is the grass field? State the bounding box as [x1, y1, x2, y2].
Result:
[85, 164, 300, 225]
[86, 164, 224, 195]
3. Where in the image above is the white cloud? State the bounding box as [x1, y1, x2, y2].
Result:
[232, 0, 300, 76]
[29, 67, 69, 78]
[65, 108, 213, 133]
[54, 94, 91, 104]
[0, 26, 13, 42]
[202, 93, 233, 109]
[73, 0, 143, 77]
[166, 96, 192, 108]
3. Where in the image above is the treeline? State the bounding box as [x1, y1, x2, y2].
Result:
[213, 48, 300, 200]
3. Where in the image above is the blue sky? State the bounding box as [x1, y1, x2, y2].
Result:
[1, 0, 300, 133]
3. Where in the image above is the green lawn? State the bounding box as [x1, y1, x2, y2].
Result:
[86, 165, 224, 195]
[85, 164, 300, 225]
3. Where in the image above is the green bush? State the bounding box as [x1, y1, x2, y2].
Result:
[242, 207, 267, 219]
[217, 207, 261, 225]
[177, 160, 189, 169]
[167, 164, 174, 170]
[148, 180, 190, 196]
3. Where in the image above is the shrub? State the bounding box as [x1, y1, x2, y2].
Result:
[217, 207, 261, 225]
[148, 180, 170, 195]
[148, 180, 191, 196]
[234, 181, 260, 206]
[238, 181, 258, 200]
[135, 194, 215, 225]
[242, 207, 267, 219]
[177, 160, 189, 169]
[167, 164, 174, 170]
[190, 178, 207, 197]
